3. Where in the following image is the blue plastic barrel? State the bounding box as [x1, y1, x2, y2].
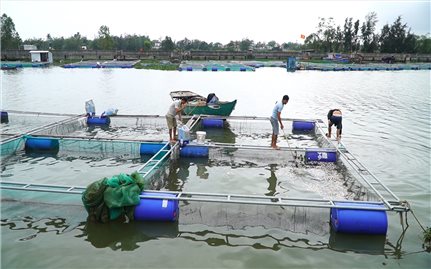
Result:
[305, 148, 337, 162]
[331, 202, 388, 235]
[87, 117, 110, 126]
[180, 145, 209, 158]
[292, 121, 315, 132]
[140, 143, 166, 155]
[240, 67, 246, 71]
[202, 118, 224, 128]
[186, 66, 193, 71]
[1, 111, 9, 123]
[25, 138, 60, 153]
[211, 67, 218, 71]
[134, 192, 179, 222]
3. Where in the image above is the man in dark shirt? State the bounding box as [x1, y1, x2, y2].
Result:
[326, 109, 342, 141]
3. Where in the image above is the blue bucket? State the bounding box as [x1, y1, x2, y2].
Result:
[140, 143, 166, 155]
[180, 145, 209, 158]
[25, 138, 60, 153]
[292, 121, 315, 132]
[134, 192, 179, 222]
[1, 111, 9, 123]
[202, 118, 224, 128]
[305, 148, 337, 162]
[87, 117, 110, 126]
[331, 202, 388, 235]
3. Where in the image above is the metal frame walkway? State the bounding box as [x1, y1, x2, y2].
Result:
[0, 112, 409, 212]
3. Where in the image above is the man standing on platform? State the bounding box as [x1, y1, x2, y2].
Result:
[270, 95, 289, 149]
[166, 97, 187, 142]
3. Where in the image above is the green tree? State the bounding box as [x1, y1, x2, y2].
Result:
[379, 16, 416, 53]
[143, 39, 152, 51]
[1, 13, 21, 50]
[317, 17, 337, 52]
[225, 41, 237, 51]
[239, 38, 253, 51]
[361, 12, 379, 52]
[98, 25, 114, 50]
[160, 36, 175, 51]
[352, 19, 360, 52]
[343, 18, 353, 52]
[415, 35, 431, 54]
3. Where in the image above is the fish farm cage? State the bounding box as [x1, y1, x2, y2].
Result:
[178, 61, 255, 72]
[63, 60, 139, 69]
[1, 110, 409, 238]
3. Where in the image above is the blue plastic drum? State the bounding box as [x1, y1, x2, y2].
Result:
[25, 138, 60, 153]
[134, 192, 179, 222]
[140, 143, 166, 155]
[1, 111, 9, 123]
[202, 118, 224, 128]
[305, 149, 337, 162]
[292, 121, 315, 132]
[211, 67, 218, 71]
[186, 66, 193, 71]
[331, 202, 388, 235]
[180, 145, 209, 158]
[87, 117, 110, 126]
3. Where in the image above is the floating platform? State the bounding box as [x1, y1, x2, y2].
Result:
[298, 62, 431, 71]
[0, 61, 50, 68]
[0, 111, 409, 235]
[178, 61, 255, 72]
[63, 60, 139, 69]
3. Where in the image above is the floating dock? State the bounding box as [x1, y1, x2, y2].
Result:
[178, 61, 255, 72]
[63, 60, 139, 68]
[0, 111, 409, 235]
[298, 62, 431, 71]
[0, 61, 50, 68]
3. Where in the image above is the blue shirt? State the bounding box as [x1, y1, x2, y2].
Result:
[271, 101, 284, 119]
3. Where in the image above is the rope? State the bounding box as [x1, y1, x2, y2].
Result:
[402, 200, 427, 232]
[282, 129, 299, 168]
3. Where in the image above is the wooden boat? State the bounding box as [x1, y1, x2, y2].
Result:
[170, 91, 237, 116]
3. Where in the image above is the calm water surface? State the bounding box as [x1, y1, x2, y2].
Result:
[1, 67, 430, 268]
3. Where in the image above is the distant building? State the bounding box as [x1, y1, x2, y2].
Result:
[30, 50, 53, 63]
[23, 44, 38, 50]
[153, 40, 161, 50]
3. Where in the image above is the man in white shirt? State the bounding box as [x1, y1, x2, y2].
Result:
[270, 95, 289, 149]
[166, 97, 188, 142]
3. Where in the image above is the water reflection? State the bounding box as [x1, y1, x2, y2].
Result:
[80, 220, 179, 251]
[265, 164, 278, 196]
[0, 205, 422, 258]
[201, 121, 236, 144]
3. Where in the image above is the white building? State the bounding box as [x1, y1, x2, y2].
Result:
[30, 50, 53, 63]
[23, 44, 38, 50]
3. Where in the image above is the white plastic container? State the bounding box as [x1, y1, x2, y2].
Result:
[179, 125, 191, 145]
[196, 131, 206, 144]
[85, 100, 96, 116]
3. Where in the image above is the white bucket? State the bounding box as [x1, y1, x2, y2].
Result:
[196, 131, 206, 144]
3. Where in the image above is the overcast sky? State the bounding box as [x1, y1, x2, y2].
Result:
[2, 0, 430, 44]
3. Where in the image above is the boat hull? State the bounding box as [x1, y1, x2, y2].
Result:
[183, 100, 237, 116]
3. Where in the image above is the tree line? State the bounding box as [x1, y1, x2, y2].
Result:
[1, 13, 430, 54]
